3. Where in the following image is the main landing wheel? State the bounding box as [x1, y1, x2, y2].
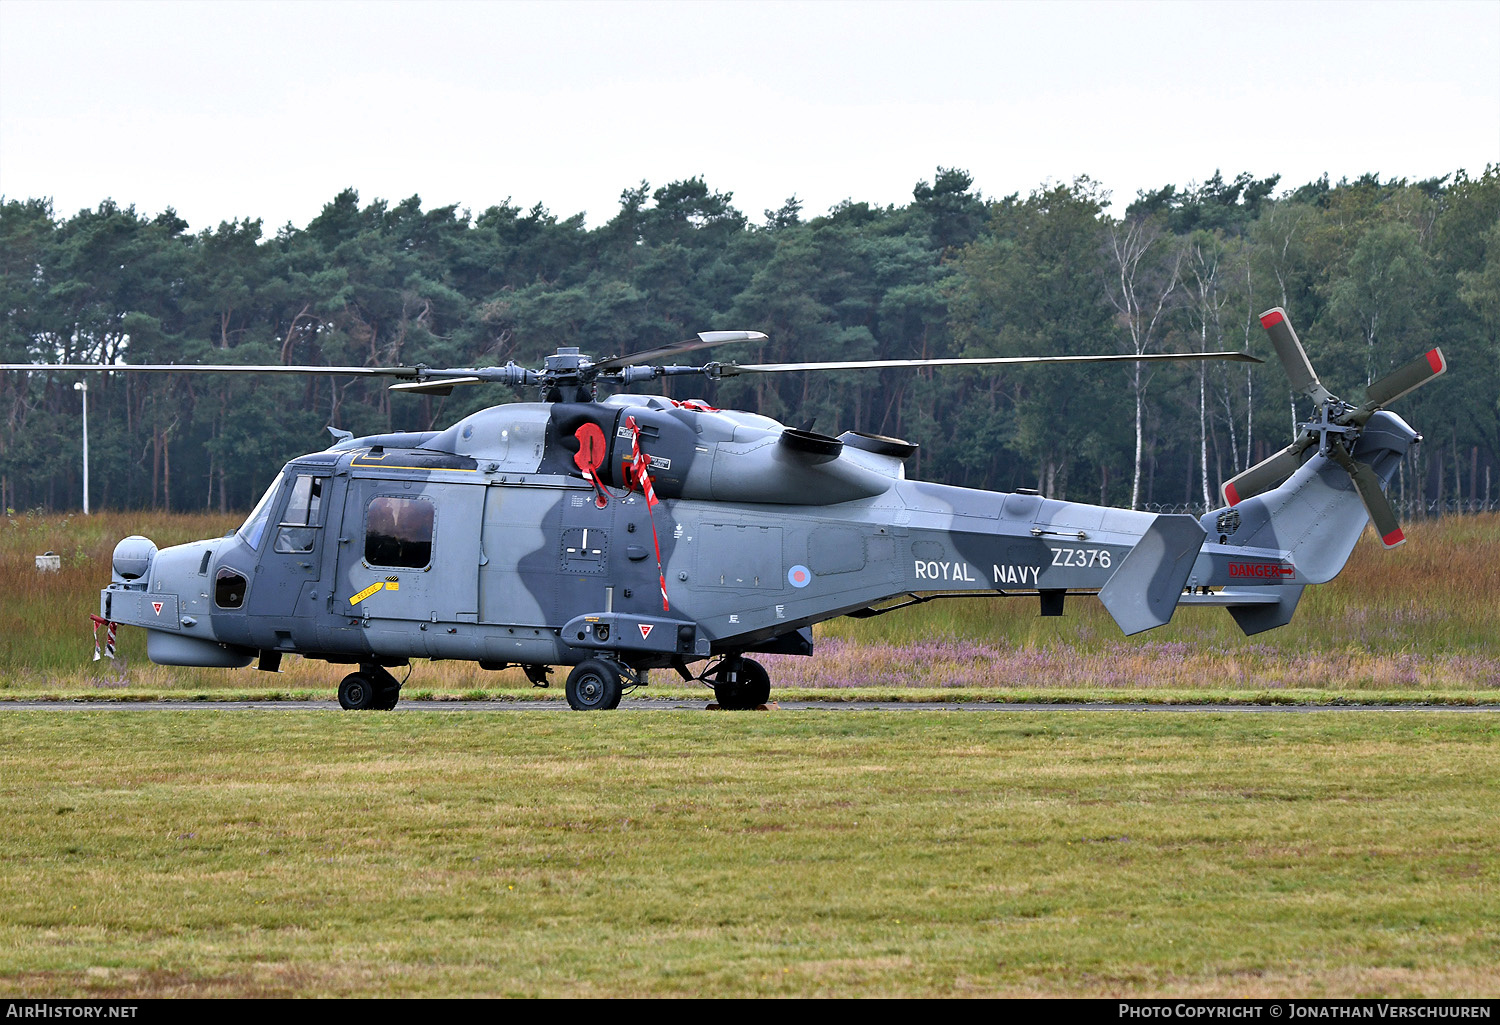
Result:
[709, 656, 771, 710]
[339, 665, 401, 710]
[338, 672, 377, 710]
[566, 659, 623, 711]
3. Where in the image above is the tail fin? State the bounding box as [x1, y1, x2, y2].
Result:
[1098, 514, 1206, 635]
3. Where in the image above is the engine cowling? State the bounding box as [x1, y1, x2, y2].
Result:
[581, 401, 904, 506]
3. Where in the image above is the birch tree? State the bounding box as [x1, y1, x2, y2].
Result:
[1183, 230, 1235, 506]
[1105, 213, 1185, 508]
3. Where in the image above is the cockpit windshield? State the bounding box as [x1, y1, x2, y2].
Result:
[237, 479, 281, 550]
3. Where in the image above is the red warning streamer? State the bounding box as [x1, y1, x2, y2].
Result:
[625, 416, 670, 611]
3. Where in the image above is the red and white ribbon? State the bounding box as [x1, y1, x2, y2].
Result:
[89, 614, 117, 661]
[625, 416, 660, 509]
[625, 416, 669, 611]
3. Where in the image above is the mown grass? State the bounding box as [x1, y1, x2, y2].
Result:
[2, 510, 1497, 700]
[1, 710, 1497, 998]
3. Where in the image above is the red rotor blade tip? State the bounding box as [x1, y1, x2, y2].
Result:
[1260, 310, 1285, 328]
[1224, 482, 1241, 506]
[1426, 349, 1446, 375]
[1382, 527, 1406, 548]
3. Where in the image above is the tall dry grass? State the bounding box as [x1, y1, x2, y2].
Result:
[1, 510, 240, 675]
[1, 510, 1496, 694]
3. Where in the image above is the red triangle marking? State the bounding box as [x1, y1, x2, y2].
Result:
[152, 602, 164, 615]
[638, 623, 654, 639]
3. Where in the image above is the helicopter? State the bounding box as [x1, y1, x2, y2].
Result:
[4, 308, 1445, 710]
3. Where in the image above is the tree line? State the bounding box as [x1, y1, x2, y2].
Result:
[3, 165, 1497, 517]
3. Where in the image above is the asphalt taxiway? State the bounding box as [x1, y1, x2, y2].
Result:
[2, 700, 1496, 713]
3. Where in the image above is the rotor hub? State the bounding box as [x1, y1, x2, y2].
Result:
[1299, 400, 1357, 456]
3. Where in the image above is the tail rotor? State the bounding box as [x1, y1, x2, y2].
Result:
[1222, 308, 1446, 548]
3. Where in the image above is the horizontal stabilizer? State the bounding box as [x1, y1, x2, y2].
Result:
[1178, 586, 1307, 635]
[1176, 590, 1285, 607]
[1098, 515, 1206, 635]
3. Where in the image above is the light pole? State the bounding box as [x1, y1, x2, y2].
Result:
[74, 380, 89, 515]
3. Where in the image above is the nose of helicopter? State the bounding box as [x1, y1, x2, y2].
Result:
[101, 534, 254, 668]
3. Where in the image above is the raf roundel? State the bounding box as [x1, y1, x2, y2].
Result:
[788, 565, 812, 588]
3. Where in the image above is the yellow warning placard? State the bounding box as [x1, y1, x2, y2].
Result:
[349, 580, 399, 605]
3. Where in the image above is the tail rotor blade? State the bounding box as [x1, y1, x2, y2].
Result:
[1223, 437, 1315, 505]
[1326, 444, 1406, 548]
[1358, 347, 1448, 413]
[1354, 463, 1407, 548]
[1260, 308, 1334, 405]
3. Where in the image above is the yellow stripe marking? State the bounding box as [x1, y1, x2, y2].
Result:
[351, 461, 477, 472]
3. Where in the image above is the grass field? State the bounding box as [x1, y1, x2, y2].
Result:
[2, 510, 1497, 701]
[1, 709, 1497, 998]
[3, 513, 1498, 998]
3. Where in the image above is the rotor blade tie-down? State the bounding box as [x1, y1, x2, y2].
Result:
[625, 415, 670, 612]
[572, 423, 611, 509]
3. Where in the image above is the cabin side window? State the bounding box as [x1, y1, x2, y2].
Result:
[364, 495, 434, 569]
[273, 475, 326, 554]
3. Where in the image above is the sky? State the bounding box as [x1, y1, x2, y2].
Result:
[2, 0, 1497, 234]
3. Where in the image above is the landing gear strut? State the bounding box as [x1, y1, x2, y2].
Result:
[338, 664, 402, 710]
[706, 655, 771, 710]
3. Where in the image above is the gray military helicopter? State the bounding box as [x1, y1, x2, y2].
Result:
[5, 308, 1445, 710]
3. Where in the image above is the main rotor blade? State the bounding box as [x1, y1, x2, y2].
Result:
[1326, 444, 1406, 548]
[387, 376, 483, 395]
[594, 331, 769, 371]
[717, 351, 1261, 376]
[1259, 308, 1335, 405]
[0, 362, 422, 380]
[1222, 436, 1316, 506]
[1357, 347, 1448, 413]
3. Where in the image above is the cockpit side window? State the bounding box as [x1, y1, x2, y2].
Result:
[364, 495, 434, 568]
[283, 475, 322, 526]
[273, 475, 326, 554]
